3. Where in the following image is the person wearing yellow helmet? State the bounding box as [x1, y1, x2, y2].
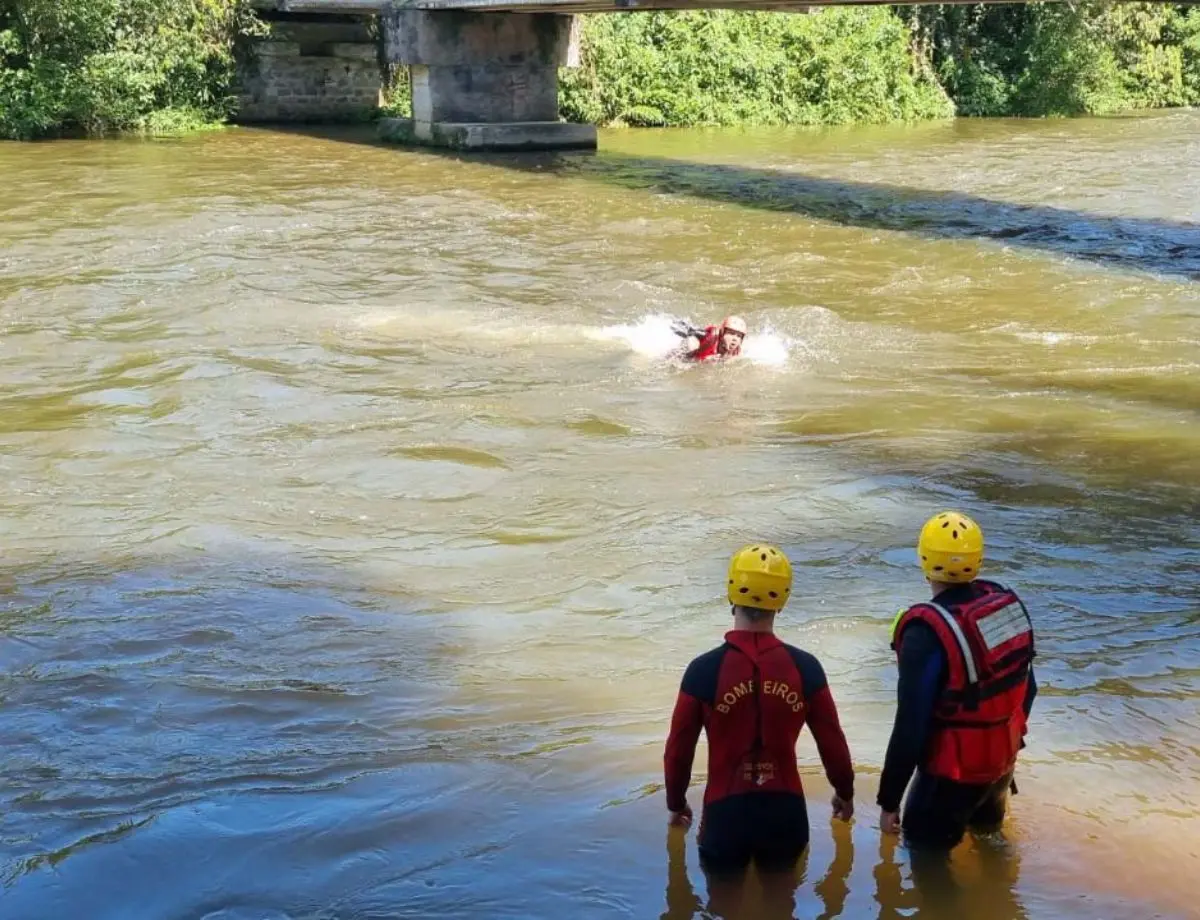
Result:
[672, 314, 748, 362]
[663, 544, 855, 877]
[878, 511, 1038, 851]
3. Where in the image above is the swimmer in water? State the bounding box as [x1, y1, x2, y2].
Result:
[672, 315, 748, 362]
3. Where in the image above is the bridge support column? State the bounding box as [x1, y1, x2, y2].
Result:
[378, 7, 595, 152]
[236, 14, 382, 124]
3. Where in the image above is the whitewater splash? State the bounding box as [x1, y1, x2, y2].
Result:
[353, 306, 793, 367]
[590, 314, 791, 368]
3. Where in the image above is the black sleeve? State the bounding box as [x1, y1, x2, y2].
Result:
[679, 645, 726, 707]
[786, 646, 828, 697]
[876, 621, 947, 813]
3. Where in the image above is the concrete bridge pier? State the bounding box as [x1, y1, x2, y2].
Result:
[378, 7, 596, 151]
[236, 13, 383, 124]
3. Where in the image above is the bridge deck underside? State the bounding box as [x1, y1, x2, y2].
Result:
[255, 0, 1106, 14]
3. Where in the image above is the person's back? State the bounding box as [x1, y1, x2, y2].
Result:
[879, 511, 1037, 849]
[664, 544, 854, 875]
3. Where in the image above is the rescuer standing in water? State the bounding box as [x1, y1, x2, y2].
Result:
[879, 511, 1038, 849]
[663, 544, 856, 875]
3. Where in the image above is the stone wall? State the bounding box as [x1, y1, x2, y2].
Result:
[236, 17, 383, 124]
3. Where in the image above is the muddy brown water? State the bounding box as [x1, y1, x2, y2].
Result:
[1, 111, 1198, 919]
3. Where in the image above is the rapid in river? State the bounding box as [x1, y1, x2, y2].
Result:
[1, 110, 1198, 920]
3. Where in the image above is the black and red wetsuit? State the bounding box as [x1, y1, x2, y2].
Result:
[664, 630, 855, 872]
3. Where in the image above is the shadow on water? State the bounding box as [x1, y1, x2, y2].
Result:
[477, 149, 1200, 281]
[285, 125, 1200, 283]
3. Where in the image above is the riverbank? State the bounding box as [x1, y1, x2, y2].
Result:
[4, 4, 1200, 140]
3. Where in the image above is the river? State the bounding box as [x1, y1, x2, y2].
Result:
[1, 110, 1198, 920]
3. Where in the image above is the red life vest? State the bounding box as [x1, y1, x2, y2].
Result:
[892, 580, 1036, 785]
[689, 326, 721, 361]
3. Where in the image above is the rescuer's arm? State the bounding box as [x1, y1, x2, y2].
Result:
[670, 319, 703, 355]
[664, 682, 704, 824]
[1015, 665, 1038, 759]
[877, 621, 945, 816]
[794, 651, 856, 806]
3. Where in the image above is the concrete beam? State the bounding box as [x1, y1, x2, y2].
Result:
[396, 0, 976, 7]
[397, 0, 812, 7]
[384, 8, 577, 67]
[255, 0, 810, 8]
[251, 1, 387, 11]
[379, 7, 593, 151]
[379, 116, 596, 149]
[251, 0, 1194, 10]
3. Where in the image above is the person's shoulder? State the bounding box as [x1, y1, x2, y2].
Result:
[679, 642, 731, 701]
[780, 641, 820, 668]
[897, 607, 940, 630]
[683, 642, 730, 673]
[780, 642, 831, 692]
[894, 610, 941, 642]
[893, 615, 946, 665]
[976, 577, 1023, 599]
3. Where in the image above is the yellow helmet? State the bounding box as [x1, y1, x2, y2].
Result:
[727, 544, 792, 611]
[918, 511, 983, 584]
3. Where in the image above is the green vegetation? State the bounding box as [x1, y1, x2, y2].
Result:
[379, 64, 412, 120]
[560, 3, 1200, 127]
[0, 0, 264, 140]
[3, 1, 1200, 140]
[559, 9, 955, 127]
[900, 3, 1200, 117]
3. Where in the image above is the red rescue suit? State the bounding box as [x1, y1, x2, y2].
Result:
[891, 580, 1035, 785]
[689, 326, 723, 362]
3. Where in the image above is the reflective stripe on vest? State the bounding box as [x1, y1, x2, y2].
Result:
[927, 601, 978, 686]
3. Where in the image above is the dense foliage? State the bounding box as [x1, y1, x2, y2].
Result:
[900, 2, 1200, 117]
[559, 9, 955, 127]
[0, 0, 264, 139]
[3, 1, 1199, 139]
[560, 3, 1200, 126]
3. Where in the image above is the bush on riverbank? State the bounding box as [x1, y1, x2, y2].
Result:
[0, 0, 264, 140]
[559, 9, 955, 127]
[901, 2, 1200, 117]
[560, 4, 1200, 128]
